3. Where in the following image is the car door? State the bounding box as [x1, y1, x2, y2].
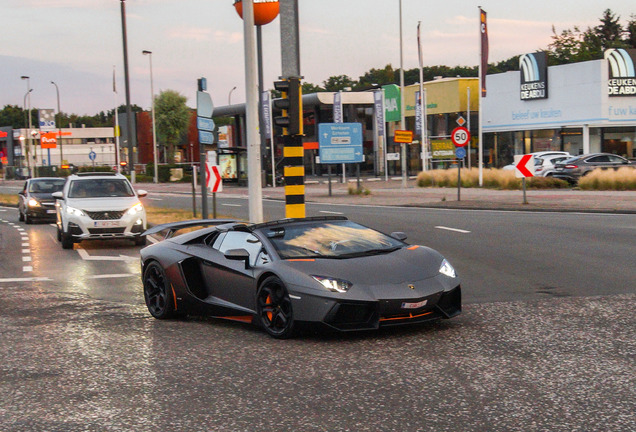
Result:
[201, 231, 267, 312]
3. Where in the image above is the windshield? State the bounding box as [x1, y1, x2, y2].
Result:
[68, 179, 134, 198]
[264, 220, 405, 259]
[29, 179, 66, 193]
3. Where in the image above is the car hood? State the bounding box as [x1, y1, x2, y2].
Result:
[281, 245, 445, 285]
[65, 196, 141, 211]
[29, 192, 57, 201]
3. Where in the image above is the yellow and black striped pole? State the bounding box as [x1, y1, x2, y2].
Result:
[284, 137, 305, 218]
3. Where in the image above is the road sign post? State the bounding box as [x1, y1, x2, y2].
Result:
[514, 154, 535, 204]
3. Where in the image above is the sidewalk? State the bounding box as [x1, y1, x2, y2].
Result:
[137, 177, 636, 214]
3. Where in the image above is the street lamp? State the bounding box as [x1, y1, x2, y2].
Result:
[22, 88, 33, 176]
[50, 81, 64, 166]
[21, 76, 35, 177]
[228, 86, 237, 105]
[142, 49, 159, 183]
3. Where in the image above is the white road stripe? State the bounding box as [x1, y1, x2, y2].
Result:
[0, 277, 52, 283]
[148, 198, 163, 201]
[222, 204, 242, 207]
[23, 266, 33, 272]
[22, 249, 30, 253]
[22, 256, 32, 262]
[319, 210, 344, 215]
[435, 226, 471, 234]
[86, 274, 138, 279]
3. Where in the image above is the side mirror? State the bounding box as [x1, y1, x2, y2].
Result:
[390, 232, 408, 241]
[225, 248, 251, 268]
[52, 191, 63, 199]
[137, 189, 148, 198]
[18, 191, 25, 196]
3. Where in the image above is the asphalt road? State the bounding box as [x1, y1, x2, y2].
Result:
[1, 199, 635, 431]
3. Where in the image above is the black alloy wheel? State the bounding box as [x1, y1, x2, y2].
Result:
[61, 228, 74, 249]
[143, 261, 176, 319]
[256, 276, 295, 339]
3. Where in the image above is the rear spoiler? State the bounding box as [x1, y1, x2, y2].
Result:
[143, 219, 237, 240]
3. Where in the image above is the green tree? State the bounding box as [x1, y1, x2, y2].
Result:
[627, 15, 636, 48]
[355, 64, 397, 90]
[154, 90, 190, 164]
[0, 105, 28, 128]
[322, 75, 356, 92]
[302, 82, 323, 94]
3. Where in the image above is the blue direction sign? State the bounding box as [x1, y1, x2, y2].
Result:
[199, 130, 215, 145]
[318, 123, 363, 164]
[197, 116, 215, 132]
[88, 150, 97, 161]
[455, 147, 466, 159]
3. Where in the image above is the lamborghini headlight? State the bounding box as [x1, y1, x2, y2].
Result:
[312, 275, 353, 293]
[127, 202, 144, 215]
[27, 198, 41, 207]
[66, 206, 86, 217]
[439, 259, 457, 278]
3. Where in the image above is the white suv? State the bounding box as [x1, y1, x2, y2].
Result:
[53, 172, 148, 249]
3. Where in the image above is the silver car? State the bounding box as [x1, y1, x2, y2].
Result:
[53, 172, 148, 249]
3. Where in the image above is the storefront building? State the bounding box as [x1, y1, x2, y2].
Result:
[482, 53, 636, 168]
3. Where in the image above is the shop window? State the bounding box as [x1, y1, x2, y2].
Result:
[561, 129, 583, 156]
[602, 127, 635, 158]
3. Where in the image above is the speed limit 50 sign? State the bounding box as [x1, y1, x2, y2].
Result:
[451, 127, 470, 147]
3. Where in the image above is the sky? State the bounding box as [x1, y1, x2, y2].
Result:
[2, 0, 634, 117]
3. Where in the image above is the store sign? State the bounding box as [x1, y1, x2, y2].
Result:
[519, 52, 548, 100]
[430, 139, 455, 159]
[382, 84, 401, 122]
[39, 109, 56, 131]
[605, 48, 636, 97]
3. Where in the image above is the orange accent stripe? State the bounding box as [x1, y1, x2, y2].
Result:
[379, 311, 434, 322]
[171, 284, 178, 310]
[222, 316, 253, 323]
[407, 245, 420, 250]
[287, 258, 316, 262]
[303, 141, 319, 150]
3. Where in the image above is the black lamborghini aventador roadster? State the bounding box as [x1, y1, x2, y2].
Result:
[140, 217, 461, 338]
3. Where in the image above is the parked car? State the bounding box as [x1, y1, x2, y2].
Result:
[502, 151, 572, 170]
[18, 177, 67, 224]
[140, 217, 462, 338]
[552, 153, 634, 184]
[53, 172, 148, 249]
[535, 154, 572, 177]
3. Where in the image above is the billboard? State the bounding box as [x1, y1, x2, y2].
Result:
[520, 52, 548, 100]
[605, 48, 636, 97]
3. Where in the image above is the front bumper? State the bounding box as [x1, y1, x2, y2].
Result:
[65, 212, 146, 241]
[26, 203, 57, 220]
[293, 285, 461, 332]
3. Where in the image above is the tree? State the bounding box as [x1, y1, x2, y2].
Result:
[355, 64, 396, 90]
[0, 105, 28, 128]
[302, 82, 323, 94]
[624, 14, 636, 48]
[154, 90, 190, 164]
[322, 75, 356, 92]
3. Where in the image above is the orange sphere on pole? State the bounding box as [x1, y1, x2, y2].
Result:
[233, 0, 280, 26]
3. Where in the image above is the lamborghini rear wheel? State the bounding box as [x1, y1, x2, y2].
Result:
[257, 276, 295, 339]
[143, 261, 176, 319]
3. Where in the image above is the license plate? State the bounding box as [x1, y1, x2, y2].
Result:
[47, 210, 56, 214]
[401, 299, 428, 309]
[94, 220, 122, 228]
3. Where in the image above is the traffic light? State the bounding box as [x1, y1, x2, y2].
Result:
[273, 77, 303, 136]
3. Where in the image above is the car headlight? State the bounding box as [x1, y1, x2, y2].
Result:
[439, 259, 457, 278]
[312, 275, 353, 293]
[66, 206, 86, 217]
[27, 198, 41, 207]
[127, 202, 144, 215]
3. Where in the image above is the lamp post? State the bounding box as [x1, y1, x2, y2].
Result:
[21, 76, 35, 177]
[120, 0, 135, 183]
[50, 81, 64, 166]
[22, 88, 33, 176]
[142, 50, 159, 183]
[228, 86, 237, 105]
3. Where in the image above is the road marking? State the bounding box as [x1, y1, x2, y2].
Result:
[86, 274, 138, 279]
[222, 204, 242, 207]
[23, 266, 33, 272]
[22, 243, 29, 247]
[76, 247, 138, 262]
[435, 226, 471, 234]
[0, 277, 52, 283]
[148, 198, 163, 201]
[22, 249, 30, 253]
[319, 210, 344, 215]
[22, 256, 32, 262]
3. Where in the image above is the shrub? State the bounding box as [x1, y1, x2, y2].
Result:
[578, 167, 636, 190]
[348, 185, 371, 195]
[416, 168, 575, 190]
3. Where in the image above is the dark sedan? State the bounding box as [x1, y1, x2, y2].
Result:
[140, 217, 462, 338]
[552, 153, 634, 183]
[18, 177, 67, 224]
